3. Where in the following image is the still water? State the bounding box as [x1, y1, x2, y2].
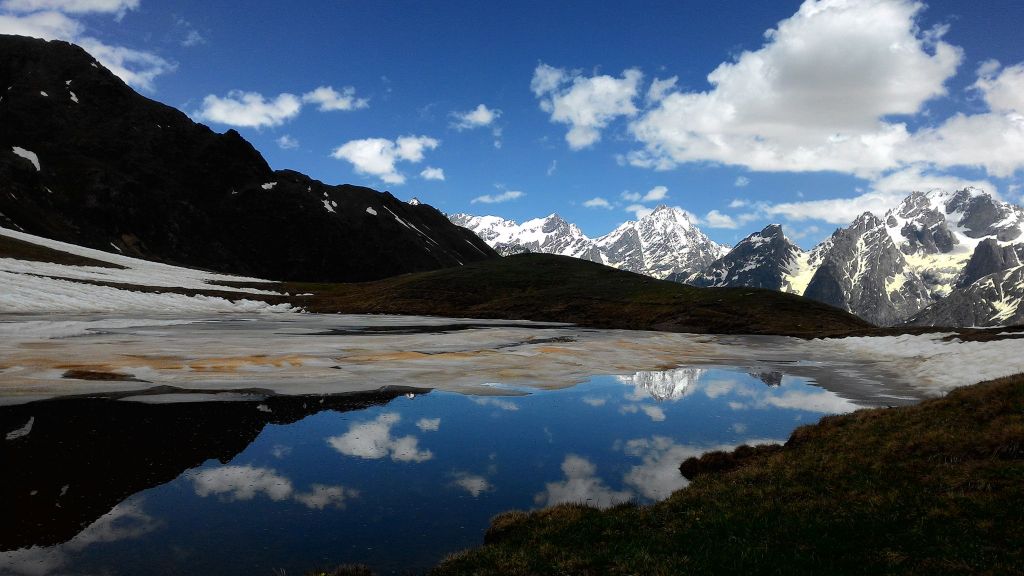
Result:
[1, 366, 865, 575]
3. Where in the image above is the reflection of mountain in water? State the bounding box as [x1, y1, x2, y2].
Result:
[0, 387, 419, 551]
[620, 367, 707, 401]
[622, 368, 786, 400]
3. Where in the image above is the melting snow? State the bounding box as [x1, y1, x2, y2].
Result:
[322, 199, 336, 214]
[365, 207, 377, 216]
[39, 91, 48, 97]
[261, 182, 277, 190]
[69, 91, 79, 103]
[11, 147, 40, 171]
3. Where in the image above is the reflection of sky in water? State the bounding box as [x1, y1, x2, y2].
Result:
[1, 368, 860, 575]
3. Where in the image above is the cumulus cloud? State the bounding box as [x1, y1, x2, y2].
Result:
[620, 186, 669, 217]
[628, 0, 962, 176]
[302, 85, 369, 112]
[331, 135, 440, 185]
[734, 176, 750, 187]
[534, 454, 633, 509]
[532, 63, 643, 149]
[293, 484, 360, 510]
[194, 90, 301, 128]
[419, 166, 445, 181]
[276, 134, 299, 150]
[582, 197, 612, 209]
[452, 472, 493, 497]
[327, 412, 433, 463]
[581, 396, 607, 406]
[471, 190, 524, 204]
[619, 403, 666, 422]
[704, 210, 739, 229]
[625, 204, 653, 219]
[451, 103, 501, 130]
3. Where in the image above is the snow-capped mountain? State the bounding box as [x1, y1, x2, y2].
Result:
[618, 367, 707, 401]
[450, 205, 727, 280]
[686, 188, 1024, 327]
[803, 213, 933, 326]
[0, 35, 495, 283]
[883, 188, 1024, 299]
[689, 225, 805, 291]
[909, 264, 1024, 327]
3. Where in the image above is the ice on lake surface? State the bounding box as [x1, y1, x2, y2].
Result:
[2, 314, 1022, 574]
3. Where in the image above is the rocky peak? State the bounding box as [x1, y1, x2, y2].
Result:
[690, 224, 803, 290]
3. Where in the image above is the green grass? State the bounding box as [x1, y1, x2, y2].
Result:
[286, 253, 872, 337]
[431, 374, 1024, 576]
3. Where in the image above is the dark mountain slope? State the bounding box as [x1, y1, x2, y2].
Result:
[291, 253, 872, 337]
[0, 35, 495, 282]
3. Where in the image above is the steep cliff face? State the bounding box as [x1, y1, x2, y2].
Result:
[0, 35, 496, 282]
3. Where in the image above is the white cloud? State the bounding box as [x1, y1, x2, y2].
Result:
[452, 472, 493, 497]
[532, 63, 643, 149]
[546, 159, 558, 176]
[331, 135, 440, 185]
[734, 176, 750, 187]
[534, 454, 633, 509]
[973, 60, 1024, 114]
[0, 9, 80, 38]
[625, 204, 653, 219]
[194, 90, 301, 129]
[728, 198, 749, 208]
[581, 396, 607, 406]
[302, 85, 369, 112]
[646, 76, 677, 103]
[1, 0, 137, 15]
[619, 403, 666, 422]
[704, 210, 739, 229]
[629, 0, 963, 176]
[327, 412, 433, 463]
[416, 417, 441, 432]
[582, 197, 612, 209]
[181, 28, 203, 47]
[420, 166, 445, 181]
[276, 134, 299, 150]
[77, 38, 175, 92]
[471, 190, 524, 204]
[764, 165, 997, 224]
[621, 186, 668, 203]
[451, 103, 501, 130]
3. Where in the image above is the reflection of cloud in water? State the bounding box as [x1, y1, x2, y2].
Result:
[451, 472, 494, 497]
[619, 404, 666, 422]
[534, 455, 633, 509]
[293, 484, 360, 510]
[327, 412, 433, 462]
[471, 397, 519, 411]
[416, 417, 441, 432]
[619, 367, 707, 401]
[270, 444, 293, 459]
[620, 436, 780, 500]
[189, 465, 358, 509]
[0, 500, 160, 576]
[581, 396, 607, 407]
[191, 465, 293, 501]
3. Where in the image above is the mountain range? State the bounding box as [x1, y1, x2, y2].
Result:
[0, 35, 495, 283]
[454, 188, 1024, 327]
[449, 206, 728, 280]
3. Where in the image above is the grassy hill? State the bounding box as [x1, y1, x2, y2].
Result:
[287, 253, 871, 337]
[431, 373, 1024, 576]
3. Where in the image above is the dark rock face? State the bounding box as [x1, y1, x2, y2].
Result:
[956, 239, 1022, 289]
[804, 213, 931, 326]
[691, 224, 802, 290]
[946, 189, 1023, 242]
[0, 35, 495, 282]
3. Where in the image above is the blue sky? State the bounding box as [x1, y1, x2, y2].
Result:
[2, 0, 1023, 247]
